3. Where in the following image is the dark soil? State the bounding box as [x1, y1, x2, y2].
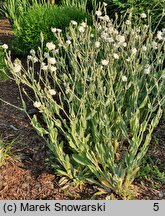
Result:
[0, 18, 165, 200]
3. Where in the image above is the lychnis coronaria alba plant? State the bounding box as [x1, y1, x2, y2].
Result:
[2, 4, 165, 198]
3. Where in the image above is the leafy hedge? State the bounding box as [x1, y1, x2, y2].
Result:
[102, 0, 165, 29]
[12, 4, 92, 55]
[0, 46, 8, 80]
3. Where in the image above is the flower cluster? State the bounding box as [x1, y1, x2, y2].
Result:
[46, 42, 56, 50]
[2, 44, 8, 50]
[51, 28, 62, 33]
[78, 21, 87, 33]
[94, 11, 128, 49]
[12, 59, 22, 73]
[157, 29, 165, 41]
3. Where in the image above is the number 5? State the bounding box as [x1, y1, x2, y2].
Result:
[153, 203, 159, 211]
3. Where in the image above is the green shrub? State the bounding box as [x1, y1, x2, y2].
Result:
[0, 0, 33, 30]
[0, 45, 8, 80]
[62, 0, 88, 10]
[0, 0, 63, 31]
[97, 0, 165, 29]
[3, 7, 165, 198]
[12, 4, 92, 56]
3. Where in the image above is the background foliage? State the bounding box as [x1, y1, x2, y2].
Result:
[12, 4, 92, 55]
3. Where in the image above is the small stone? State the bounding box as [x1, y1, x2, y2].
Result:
[22, 183, 29, 189]
[10, 125, 19, 131]
[158, 191, 164, 198]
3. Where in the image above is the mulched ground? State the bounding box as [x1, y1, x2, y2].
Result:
[0, 18, 165, 200]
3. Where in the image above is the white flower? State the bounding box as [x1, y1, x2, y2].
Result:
[108, 26, 114, 34]
[131, 30, 136, 35]
[114, 29, 119, 35]
[27, 55, 32, 60]
[41, 62, 45, 67]
[98, 16, 104, 20]
[33, 101, 41, 108]
[141, 13, 147, 18]
[103, 15, 110, 22]
[41, 64, 48, 71]
[144, 24, 149, 29]
[13, 65, 21, 73]
[13, 59, 22, 73]
[97, 25, 102, 31]
[41, 62, 48, 71]
[113, 53, 119, 59]
[136, 28, 141, 33]
[104, 27, 108, 32]
[51, 28, 62, 33]
[56, 28, 62, 33]
[101, 59, 109, 66]
[123, 42, 127, 47]
[142, 45, 147, 51]
[2, 44, 8, 50]
[122, 76, 128, 82]
[144, 64, 151, 74]
[66, 40, 72, 45]
[49, 89, 56, 96]
[103, 2, 108, 6]
[50, 66, 57, 72]
[94, 41, 100, 48]
[46, 42, 56, 51]
[113, 43, 120, 48]
[81, 22, 87, 28]
[51, 28, 57, 33]
[57, 29, 62, 33]
[48, 57, 56, 65]
[152, 41, 158, 49]
[106, 37, 114, 43]
[126, 20, 131, 25]
[70, 20, 77, 25]
[116, 35, 125, 45]
[30, 49, 35, 55]
[101, 32, 109, 40]
[157, 31, 163, 40]
[131, 48, 137, 55]
[95, 10, 102, 17]
[32, 57, 38, 63]
[78, 26, 85, 33]
[90, 34, 94, 38]
[27, 55, 38, 63]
